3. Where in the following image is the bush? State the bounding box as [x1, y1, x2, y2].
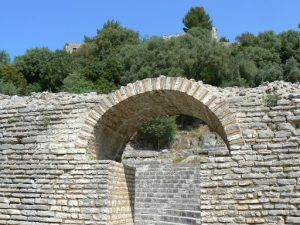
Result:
[62, 72, 97, 93]
[0, 79, 20, 95]
[138, 115, 177, 150]
[264, 94, 279, 107]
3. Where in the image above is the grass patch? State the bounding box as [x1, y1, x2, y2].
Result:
[88, 155, 97, 160]
[264, 94, 279, 107]
[172, 156, 187, 163]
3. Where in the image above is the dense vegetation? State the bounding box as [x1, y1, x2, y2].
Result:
[1, 7, 299, 148]
[1, 7, 299, 96]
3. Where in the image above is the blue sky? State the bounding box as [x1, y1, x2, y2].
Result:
[0, 0, 299, 59]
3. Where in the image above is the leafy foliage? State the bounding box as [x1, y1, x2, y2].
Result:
[0, 79, 20, 95]
[138, 115, 177, 149]
[92, 20, 139, 59]
[278, 30, 300, 62]
[0, 50, 11, 64]
[14, 48, 76, 92]
[284, 57, 300, 82]
[0, 7, 299, 97]
[182, 7, 213, 32]
[14, 48, 53, 85]
[236, 32, 258, 47]
[62, 72, 97, 93]
[0, 63, 27, 88]
[119, 29, 233, 86]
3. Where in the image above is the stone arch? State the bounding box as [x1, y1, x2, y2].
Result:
[75, 76, 245, 160]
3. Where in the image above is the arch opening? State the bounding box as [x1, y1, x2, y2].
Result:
[122, 114, 228, 161]
[76, 77, 245, 161]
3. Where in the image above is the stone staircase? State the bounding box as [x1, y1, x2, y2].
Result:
[134, 163, 201, 225]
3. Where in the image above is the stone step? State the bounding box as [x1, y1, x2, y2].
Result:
[135, 193, 200, 198]
[135, 203, 201, 211]
[135, 219, 187, 225]
[135, 198, 200, 203]
[135, 214, 201, 225]
[135, 188, 200, 193]
[135, 207, 201, 217]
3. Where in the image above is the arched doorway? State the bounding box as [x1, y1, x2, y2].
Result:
[75, 76, 244, 160]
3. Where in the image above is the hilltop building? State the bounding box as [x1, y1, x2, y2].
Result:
[64, 42, 82, 53]
[211, 26, 218, 40]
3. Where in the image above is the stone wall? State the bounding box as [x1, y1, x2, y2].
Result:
[1, 78, 300, 224]
[0, 92, 101, 161]
[108, 162, 135, 225]
[0, 160, 135, 225]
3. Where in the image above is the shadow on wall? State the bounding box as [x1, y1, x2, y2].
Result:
[108, 162, 136, 224]
[125, 165, 135, 222]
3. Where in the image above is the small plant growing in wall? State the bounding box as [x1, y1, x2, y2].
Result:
[41, 118, 50, 127]
[15, 136, 23, 144]
[172, 156, 187, 163]
[8, 118, 18, 124]
[264, 94, 279, 107]
[88, 155, 97, 160]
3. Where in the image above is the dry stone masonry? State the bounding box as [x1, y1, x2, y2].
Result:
[134, 162, 201, 225]
[0, 76, 300, 224]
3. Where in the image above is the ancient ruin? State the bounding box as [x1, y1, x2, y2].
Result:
[1, 76, 300, 224]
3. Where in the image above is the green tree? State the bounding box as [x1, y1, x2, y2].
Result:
[75, 42, 97, 59]
[14, 48, 52, 88]
[232, 56, 258, 87]
[0, 50, 10, 64]
[24, 82, 42, 94]
[119, 32, 233, 86]
[257, 30, 281, 52]
[255, 63, 283, 85]
[43, 50, 77, 91]
[278, 30, 300, 62]
[71, 20, 139, 94]
[0, 59, 26, 96]
[219, 37, 230, 43]
[236, 32, 258, 47]
[62, 72, 98, 93]
[237, 46, 281, 68]
[0, 79, 20, 95]
[83, 20, 139, 59]
[187, 27, 211, 41]
[14, 48, 76, 91]
[138, 115, 177, 150]
[183, 7, 213, 32]
[284, 57, 300, 82]
[0, 63, 27, 91]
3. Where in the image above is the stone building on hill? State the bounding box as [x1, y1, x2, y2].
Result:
[64, 42, 82, 53]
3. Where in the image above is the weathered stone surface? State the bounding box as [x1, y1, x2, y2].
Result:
[286, 216, 300, 224]
[0, 78, 300, 224]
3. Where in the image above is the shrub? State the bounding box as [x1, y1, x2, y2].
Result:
[138, 115, 177, 150]
[264, 94, 279, 107]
